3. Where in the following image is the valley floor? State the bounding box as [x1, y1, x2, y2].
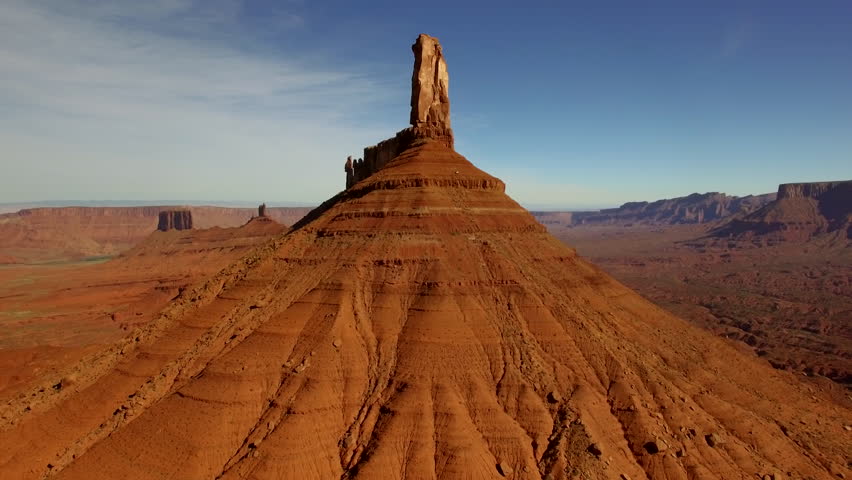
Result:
[553, 224, 852, 391]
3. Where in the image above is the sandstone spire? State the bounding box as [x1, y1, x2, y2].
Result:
[343, 34, 451, 189]
[410, 33, 450, 128]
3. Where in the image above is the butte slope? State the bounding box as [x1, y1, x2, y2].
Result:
[1, 141, 850, 480]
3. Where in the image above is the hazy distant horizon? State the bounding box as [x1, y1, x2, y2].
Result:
[0, 184, 784, 213]
[0, 199, 616, 212]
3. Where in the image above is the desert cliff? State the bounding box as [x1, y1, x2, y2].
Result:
[533, 191, 775, 228]
[711, 180, 852, 243]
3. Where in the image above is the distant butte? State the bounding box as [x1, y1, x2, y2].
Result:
[156, 210, 193, 231]
[246, 203, 277, 226]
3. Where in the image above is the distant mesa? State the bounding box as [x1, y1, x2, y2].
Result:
[157, 210, 193, 231]
[0, 205, 312, 263]
[710, 180, 852, 243]
[533, 191, 776, 228]
[345, 33, 454, 189]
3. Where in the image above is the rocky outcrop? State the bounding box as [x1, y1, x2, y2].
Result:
[710, 180, 852, 242]
[157, 210, 193, 231]
[346, 126, 454, 188]
[245, 203, 280, 226]
[345, 33, 454, 189]
[532, 192, 775, 228]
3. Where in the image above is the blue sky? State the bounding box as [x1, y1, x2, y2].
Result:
[1, 0, 850, 209]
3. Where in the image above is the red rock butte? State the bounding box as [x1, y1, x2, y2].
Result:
[0, 34, 849, 480]
[157, 210, 193, 231]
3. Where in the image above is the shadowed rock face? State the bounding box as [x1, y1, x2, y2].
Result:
[711, 180, 852, 242]
[157, 210, 193, 231]
[157, 210, 192, 232]
[410, 33, 450, 129]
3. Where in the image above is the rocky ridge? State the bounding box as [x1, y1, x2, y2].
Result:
[533, 192, 775, 228]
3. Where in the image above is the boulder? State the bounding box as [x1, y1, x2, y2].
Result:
[497, 461, 513, 476]
[705, 432, 725, 447]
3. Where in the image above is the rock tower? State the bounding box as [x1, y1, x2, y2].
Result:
[346, 33, 454, 189]
[410, 33, 451, 130]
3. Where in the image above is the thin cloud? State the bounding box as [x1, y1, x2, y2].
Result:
[0, 0, 398, 203]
